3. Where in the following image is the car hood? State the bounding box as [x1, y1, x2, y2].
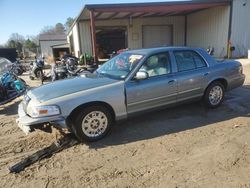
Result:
[28, 74, 120, 102]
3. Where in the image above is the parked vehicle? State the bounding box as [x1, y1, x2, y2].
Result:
[0, 58, 27, 105]
[61, 54, 79, 65]
[0, 57, 25, 76]
[29, 57, 45, 81]
[42, 58, 85, 83]
[11, 60, 26, 76]
[16, 47, 245, 141]
[206, 47, 214, 56]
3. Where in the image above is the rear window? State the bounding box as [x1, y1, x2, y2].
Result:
[174, 50, 207, 72]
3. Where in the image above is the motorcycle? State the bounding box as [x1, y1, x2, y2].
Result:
[207, 47, 215, 56]
[29, 57, 45, 81]
[8, 61, 26, 76]
[0, 59, 27, 105]
[42, 58, 86, 83]
[0, 58, 25, 76]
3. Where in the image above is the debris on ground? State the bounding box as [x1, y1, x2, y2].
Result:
[9, 134, 79, 173]
[234, 124, 240, 128]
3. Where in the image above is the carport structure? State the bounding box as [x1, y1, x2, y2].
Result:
[68, 0, 232, 61]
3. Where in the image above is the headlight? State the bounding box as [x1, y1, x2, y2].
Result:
[30, 105, 61, 117]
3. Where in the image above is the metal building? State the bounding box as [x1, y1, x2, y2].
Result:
[39, 34, 68, 58]
[67, 0, 250, 60]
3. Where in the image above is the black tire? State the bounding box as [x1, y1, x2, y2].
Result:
[204, 81, 225, 108]
[17, 68, 23, 76]
[72, 105, 113, 142]
[35, 69, 42, 78]
[13, 68, 22, 76]
[39, 72, 44, 85]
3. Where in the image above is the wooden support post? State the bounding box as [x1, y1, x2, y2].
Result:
[90, 9, 97, 63]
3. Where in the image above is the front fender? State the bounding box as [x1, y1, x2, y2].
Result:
[43, 81, 127, 121]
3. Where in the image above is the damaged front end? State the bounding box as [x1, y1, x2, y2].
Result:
[16, 94, 69, 134]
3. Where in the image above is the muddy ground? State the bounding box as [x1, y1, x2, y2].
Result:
[0, 60, 250, 188]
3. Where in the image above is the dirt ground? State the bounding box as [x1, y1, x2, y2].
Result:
[0, 60, 250, 188]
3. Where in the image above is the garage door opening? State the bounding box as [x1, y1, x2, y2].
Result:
[96, 27, 127, 59]
[143, 25, 173, 48]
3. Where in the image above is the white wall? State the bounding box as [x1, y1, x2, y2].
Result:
[231, 0, 250, 58]
[40, 40, 67, 58]
[72, 24, 81, 57]
[68, 24, 81, 57]
[130, 16, 185, 48]
[187, 6, 230, 58]
[78, 21, 92, 55]
[77, 16, 185, 55]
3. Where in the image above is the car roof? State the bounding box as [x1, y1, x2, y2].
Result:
[126, 46, 203, 55]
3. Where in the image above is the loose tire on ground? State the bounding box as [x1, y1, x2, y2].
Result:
[72, 105, 113, 142]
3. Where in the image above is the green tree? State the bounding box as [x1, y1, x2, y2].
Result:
[40, 23, 65, 35]
[25, 38, 37, 53]
[54, 23, 65, 34]
[26, 35, 39, 45]
[65, 17, 75, 31]
[5, 33, 25, 53]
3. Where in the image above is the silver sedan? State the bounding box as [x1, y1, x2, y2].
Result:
[16, 47, 245, 141]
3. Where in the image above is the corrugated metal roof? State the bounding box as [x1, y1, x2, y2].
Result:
[68, 0, 231, 33]
[39, 34, 67, 41]
[85, 0, 231, 9]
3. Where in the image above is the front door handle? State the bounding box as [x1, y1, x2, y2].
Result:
[168, 79, 176, 84]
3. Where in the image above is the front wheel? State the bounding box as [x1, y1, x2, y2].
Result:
[204, 82, 225, 108]
[72, 105, 113, 142]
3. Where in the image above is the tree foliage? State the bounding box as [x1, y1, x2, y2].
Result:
[24, 39, 37, 53]
[5, 33, 38, 53]
[40, 23, 65, 35]
[5, 33, 25, 52]
[65, 17, 75, 31]
[40, 25, 56, 35]
[4, 17, 73, 54]
[55, 23, 65, 34]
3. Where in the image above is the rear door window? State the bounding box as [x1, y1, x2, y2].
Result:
[174, 50, 207, 72]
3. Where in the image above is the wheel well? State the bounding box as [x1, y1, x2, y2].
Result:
[208, 78, 228, 90]
[67, 101, 116, 125]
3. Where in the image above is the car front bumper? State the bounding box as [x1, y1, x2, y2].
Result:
[16, 103, 68, 134]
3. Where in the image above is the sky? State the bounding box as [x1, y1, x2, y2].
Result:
[0, 0, 178, 45]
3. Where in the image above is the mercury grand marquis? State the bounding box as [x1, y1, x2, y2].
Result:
[16, 47, 245, 141]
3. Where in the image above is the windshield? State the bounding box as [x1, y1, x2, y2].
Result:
[0, 58, 12, 75]
[96, 53, 144, 80]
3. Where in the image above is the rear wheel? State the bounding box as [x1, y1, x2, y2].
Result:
[36, 70, 44, 84]
[35, 69, 43, 79]
[72, 105, 113, 142]
[204, 82, 225, 108]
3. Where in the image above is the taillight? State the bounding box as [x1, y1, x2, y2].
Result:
[239, 65, 243, 74]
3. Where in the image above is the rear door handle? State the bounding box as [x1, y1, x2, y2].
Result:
[168, 79, 176, 84]
[204, 72, 210, 76]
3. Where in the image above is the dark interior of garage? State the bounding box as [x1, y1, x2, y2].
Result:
[96, 27, 127, 59]
[53, 48, 70, 60]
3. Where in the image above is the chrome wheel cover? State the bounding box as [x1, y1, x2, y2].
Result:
[209, 86, 223, 106]
[81, 111, 108, 138]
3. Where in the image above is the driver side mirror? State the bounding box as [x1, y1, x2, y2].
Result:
[134, 71, 149, 80]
